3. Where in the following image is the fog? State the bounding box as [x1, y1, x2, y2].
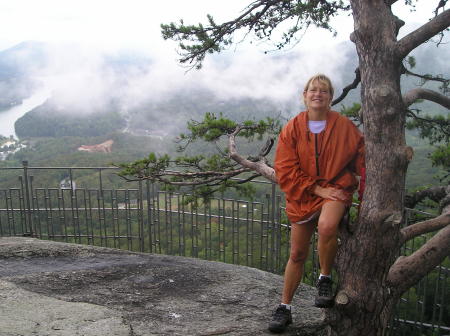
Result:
[1, 40, 357, 119]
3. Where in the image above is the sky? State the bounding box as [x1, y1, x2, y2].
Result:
[1, 0, 342, 52]
[0, 0, 443, 54]
[0, 1, 447, 117]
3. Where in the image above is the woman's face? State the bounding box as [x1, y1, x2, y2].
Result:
[303, 80, 332, 111]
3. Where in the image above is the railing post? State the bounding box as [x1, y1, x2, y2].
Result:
[270, 182, 277, 272]
[22, 160, 33, 236]
[138, 179, 145, 252]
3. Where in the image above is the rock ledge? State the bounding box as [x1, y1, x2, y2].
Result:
[0, 237, 326, 336]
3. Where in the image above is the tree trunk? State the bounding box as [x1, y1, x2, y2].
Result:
[326, 1, 410, 334]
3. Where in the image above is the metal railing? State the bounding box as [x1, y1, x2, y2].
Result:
[0, 162, 448, 335]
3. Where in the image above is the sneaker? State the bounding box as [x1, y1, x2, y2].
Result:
[314, 276, 334, 308]
[268, 305, 292, 333]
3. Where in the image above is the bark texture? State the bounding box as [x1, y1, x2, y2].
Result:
[326, 2, 450, 335]
[329, 1, 411, 334]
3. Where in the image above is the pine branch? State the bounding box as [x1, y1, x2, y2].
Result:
[161, 0, 350, 68]
[163, 0, 277, 69]
[404, 68, 450, 86]
[117, 113, 281, 203]
[118, 167, 250, 185]
[406, 110, 450, 144]
[396, 9, 450, 59]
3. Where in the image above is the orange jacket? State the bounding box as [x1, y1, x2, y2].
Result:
[274, 110, 365, 223]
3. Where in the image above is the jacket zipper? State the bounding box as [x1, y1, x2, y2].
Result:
[314, 133, 320, 176]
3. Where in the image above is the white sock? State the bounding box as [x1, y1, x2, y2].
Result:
[319, 273, 331, 279]
[280, 303, 292, 311]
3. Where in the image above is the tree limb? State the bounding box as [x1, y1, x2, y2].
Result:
[332, 68, 361, 106]
[161, 0, 350, 68]
[384, 0, 399, 5]
[180, 0, 280, 67]
[403, 88, 450, 109]
[119, 167, 251, 185]
[435, 0, 448, 17]
[228, 126, 277, 183]
[404, 186, 447, 208]
[388, 223, 450, 296]
[404, 68, 450, 87]
[400, 212, 450, 244]
[396, 9, 450, 59]
[259, 137, 275, 157]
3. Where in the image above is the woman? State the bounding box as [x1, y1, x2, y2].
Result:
[268, 74, 365, 333]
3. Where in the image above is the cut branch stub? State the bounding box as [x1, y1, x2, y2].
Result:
[335, 291, 350, 306]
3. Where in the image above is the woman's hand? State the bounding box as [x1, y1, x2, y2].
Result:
[313, 185, 347, 201]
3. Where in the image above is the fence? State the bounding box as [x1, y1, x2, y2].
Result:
[0, 162, 448, 335]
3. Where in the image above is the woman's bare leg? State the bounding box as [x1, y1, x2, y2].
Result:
[281, 220, 316, 304]
[317, 201, 346, 275]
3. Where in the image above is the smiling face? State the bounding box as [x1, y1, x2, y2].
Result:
[303, 79, 333, 112]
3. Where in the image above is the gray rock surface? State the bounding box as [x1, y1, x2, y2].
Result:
[0, 237, 326, 336]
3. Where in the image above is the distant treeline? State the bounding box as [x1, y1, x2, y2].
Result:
[15, 105, 126, 138]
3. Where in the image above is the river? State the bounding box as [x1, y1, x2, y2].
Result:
[0, 88, 52, 139]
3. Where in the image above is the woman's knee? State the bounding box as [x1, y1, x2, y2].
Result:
[289, 247, 309, 264]
[318, 202, 345, 238]
[317, 219, 338, 238]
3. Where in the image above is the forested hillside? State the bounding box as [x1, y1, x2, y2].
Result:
[15, 100, 126, 138]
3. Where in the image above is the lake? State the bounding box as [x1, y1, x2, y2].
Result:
[0, 88, 52, 139]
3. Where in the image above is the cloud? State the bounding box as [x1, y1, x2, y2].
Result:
[0, 38, 357, 130]
[118, 43, 353, 116]
[25, 43, 118, 114]
[201, 47, 349, 102]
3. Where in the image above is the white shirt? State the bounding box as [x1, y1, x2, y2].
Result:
[308, 120, 326, 134]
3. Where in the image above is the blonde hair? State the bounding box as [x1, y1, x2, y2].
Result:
[303, 74, 334, 98]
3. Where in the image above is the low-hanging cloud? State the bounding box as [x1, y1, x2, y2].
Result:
[118, 43, 353, 114]
[8, 40, 356, 122]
